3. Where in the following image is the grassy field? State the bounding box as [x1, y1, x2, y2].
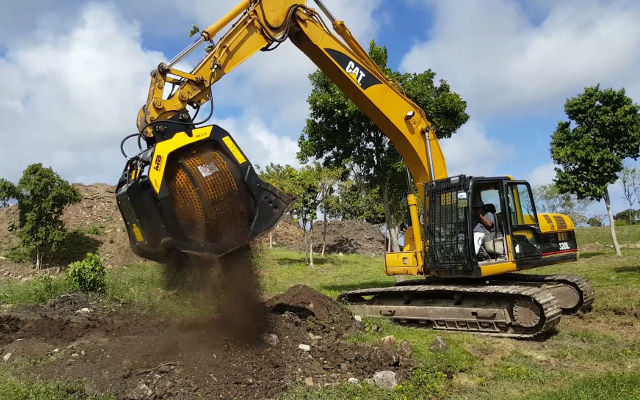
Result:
[0, 226, 639, 399]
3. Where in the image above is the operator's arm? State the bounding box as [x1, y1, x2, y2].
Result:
[138, 0, 447, 199]
[479, 213, 494, 229]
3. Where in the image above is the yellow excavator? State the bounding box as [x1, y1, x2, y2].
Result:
[116, 0, 593, 338]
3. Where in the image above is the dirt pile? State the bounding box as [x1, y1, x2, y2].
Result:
[311, 220, 386, 255]
[1, 286, 415, 399]
[261, 217, 386, 255]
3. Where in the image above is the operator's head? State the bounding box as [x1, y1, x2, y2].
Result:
[472, 199, 485, 215]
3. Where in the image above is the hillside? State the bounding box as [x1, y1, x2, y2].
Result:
[0, 184, 386, 278]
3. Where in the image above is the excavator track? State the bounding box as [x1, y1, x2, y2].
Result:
[486, 274, 594, 314]
[339, 284, 562, 339]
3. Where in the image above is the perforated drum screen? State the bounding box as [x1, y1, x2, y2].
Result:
[164, 142, 255, 251]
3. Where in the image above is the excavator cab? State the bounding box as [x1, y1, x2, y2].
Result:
[386, 175, 578, 278]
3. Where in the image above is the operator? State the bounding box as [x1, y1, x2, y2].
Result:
[472, 199, 495, 255]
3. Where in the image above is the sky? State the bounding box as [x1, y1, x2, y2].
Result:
[0, 0, 639, 219]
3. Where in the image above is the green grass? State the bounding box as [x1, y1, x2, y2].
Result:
[575, 224, 640, 247]
[0, 370, 102, 400]
[0, 274, 74, 306]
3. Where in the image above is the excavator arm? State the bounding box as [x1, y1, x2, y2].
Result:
[138, 0, 447, 196]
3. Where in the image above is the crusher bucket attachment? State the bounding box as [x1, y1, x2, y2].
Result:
[116, 124, 292, 262]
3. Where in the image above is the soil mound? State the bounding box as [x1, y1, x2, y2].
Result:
[266, 284, 356, 327]
[1, 287, 415, 400]
[312, 219, 386, 255]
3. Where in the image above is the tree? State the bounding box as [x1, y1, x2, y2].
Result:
[551, 85, 640, 256]
[533, 184, 590, 225]
[315, 166, 343, 256]
[614, 209, 640, 225]
[260, 163, 323, 266]
[327, 178, 385, 224]
[258, 163, 298, 249]
[298, 40, 468, 252]
[587, 216, 603, 227]
[0, 164, 81, 270]
[621, 164, 640, 208]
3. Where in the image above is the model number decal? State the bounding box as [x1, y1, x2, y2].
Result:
[153, 155, 162, 171]
[559, 242, 570, 250]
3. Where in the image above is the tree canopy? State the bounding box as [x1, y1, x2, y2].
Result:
[551, 85, 640, 200]
[533, 184, 590, 225]
[551, 85, 640, 256]
[0, 164, 81, 269]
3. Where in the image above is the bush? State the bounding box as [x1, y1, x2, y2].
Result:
[66, 253, 106, 293]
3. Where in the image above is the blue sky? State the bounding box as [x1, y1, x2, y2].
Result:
[0, 0, 639, 219]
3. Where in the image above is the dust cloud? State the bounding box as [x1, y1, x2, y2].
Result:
[163, 246, 268, 344]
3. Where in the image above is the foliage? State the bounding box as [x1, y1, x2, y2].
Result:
[260, 163, 341, 264]
[298, 39, 468, 249]
[66, 253, 106, 293]
[551, 85, 640, 256]
[85, 223, 105, 236]
[587, 216, 603, 227]
[551, 85, 640, 201]
[0, 371, 94, 400]
[621, 164, 640, 208]
[328, 178, 385, 223]
[614, 209, 640, 225]
[0, 164, 81, 269]
[533, 183, 590, 224]
[0, 274, 73, 306]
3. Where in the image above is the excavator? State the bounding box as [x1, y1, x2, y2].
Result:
[116, 0, 593, 339]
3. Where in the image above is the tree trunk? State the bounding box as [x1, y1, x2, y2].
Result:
[308, 224, 314, 267]
[388, 224, 401, 252]
[321, 208, 327, 256]
[604, 189, 622, 257]
[35, 248, 41, 271]
[302, 221, 308, 264]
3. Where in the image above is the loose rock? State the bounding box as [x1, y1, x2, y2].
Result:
[129, 383, 153, 399]
[380, 335, 396, 346]
[348, 377, 360, 385]
[2, 353, 12, 362]
[429, 336, 448, 352]
[298, 344, 311, 352]
[373, 370, 397, 390]
[263, 333, 279, 347]
[399, 340, 413, 358]
[304, 377, 314, 387]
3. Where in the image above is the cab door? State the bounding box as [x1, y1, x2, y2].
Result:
[503, 181, 541, 260]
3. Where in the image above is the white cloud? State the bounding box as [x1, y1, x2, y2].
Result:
[0, 3, 163, 183]
[439, 120, 513, 177]
[401, 0, 640, 117]
[527, 163, 556, 187]
[213, 116, 300, 169]
[0, 1, 383, 184]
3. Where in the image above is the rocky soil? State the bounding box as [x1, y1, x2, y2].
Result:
[0, 286, 415, 399]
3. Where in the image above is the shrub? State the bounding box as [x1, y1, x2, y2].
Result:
[66, 253, 106, 293]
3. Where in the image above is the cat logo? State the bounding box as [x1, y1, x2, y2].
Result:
[153, 154, 162, 172]
[325, 48, 381, 90]
[345, 61, 365, 86]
